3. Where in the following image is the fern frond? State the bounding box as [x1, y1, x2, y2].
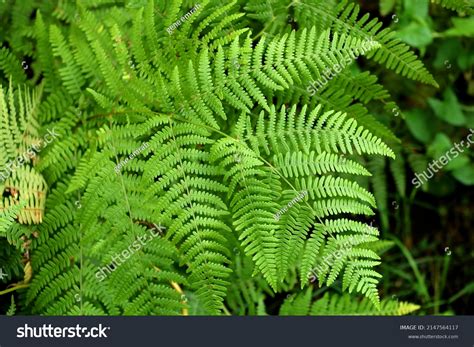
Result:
[297, 0, 438, 87]
[0, 48, 27, 85]
[0, 82, 47, 224]
[143, 118, 233, 314]
[274, 151, 372, 177]
[241, 104, 395, 159]
[431, 0, 474, 14]
[0, 201, 24, 235]
[210, 137, 280, 290]
[225, 253, 272, 316]
[280, 290, 420, 315]
[310, 292, 420, 315]
[301, 218, 381, 306]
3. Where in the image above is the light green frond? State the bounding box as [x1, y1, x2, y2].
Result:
[292, 0, 437, 87]
[210, 138, 281, 290]
[281, 290, 420, 315]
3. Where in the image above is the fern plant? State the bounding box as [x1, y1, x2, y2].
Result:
[280, 289, 420, 315]
[0, 0, 438, 315]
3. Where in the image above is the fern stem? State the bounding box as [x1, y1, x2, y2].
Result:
[154, 267, 189, 316]
[222, 304, 231, 316]
[0, 284, 30, 295]
[170, 281, 189, 316]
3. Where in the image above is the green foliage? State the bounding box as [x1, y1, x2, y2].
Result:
[362, 0, 474, 316]
[0, 0, 456, 316]
[280, 289, 420, 315]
